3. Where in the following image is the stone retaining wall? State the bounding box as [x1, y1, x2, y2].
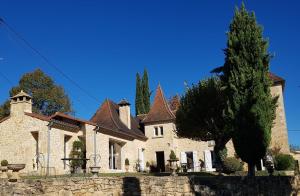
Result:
[1, 175, 300, 196]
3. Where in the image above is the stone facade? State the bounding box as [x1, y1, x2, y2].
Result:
[1, 175, 300, 196]
[0, 76, 290, 175]
[270, 84, 290, 153]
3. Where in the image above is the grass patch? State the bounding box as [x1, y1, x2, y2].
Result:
[22, 170, 292, 180]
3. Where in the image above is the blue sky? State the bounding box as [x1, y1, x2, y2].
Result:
[0, 1, 299, 145]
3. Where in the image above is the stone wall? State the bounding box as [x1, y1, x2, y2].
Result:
[1, 175, 300, 196]
[270, 84, 290, 153]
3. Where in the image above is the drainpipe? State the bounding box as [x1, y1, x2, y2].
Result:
[47, 121, 53, 176]
[93, 126, 100, 166]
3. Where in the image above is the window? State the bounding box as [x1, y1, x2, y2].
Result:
[154, 126, 163, 137]
[154, 127, 159, 136]
[160, 126, 164, 136]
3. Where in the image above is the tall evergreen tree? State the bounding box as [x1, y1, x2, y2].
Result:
[213, 4, 277, 176]
[0, 69, 72, 118]
[135, 73, 145, 115]
[142, 69, 151, 113]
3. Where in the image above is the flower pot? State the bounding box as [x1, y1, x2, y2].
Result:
[146, 166, 150, 173]
[168, 159, 179, 176]
[89, 166, 101, 178]
[0, 166, 8, 172]
[8, 164, 25, 182]
[0, 166, 8, 179]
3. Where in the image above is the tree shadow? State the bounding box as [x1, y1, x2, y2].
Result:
[122, 177, 141, 196]
[188, 175, 297, 196]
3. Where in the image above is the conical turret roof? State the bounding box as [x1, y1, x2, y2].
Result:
[142, 85, 175, 124]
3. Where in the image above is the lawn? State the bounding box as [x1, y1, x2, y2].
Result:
[21, 170, 291, 180]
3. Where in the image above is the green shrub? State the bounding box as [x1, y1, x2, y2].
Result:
[219, 147, 228, 162]
[1, 160, 8, 166]
[169, 150, 177, 160]
[69, 140, 85, 170]
[146, 161, 150, 167]
[125, 158, 130, 166]
[274, 154, 295, 170]
[73, 140, 85, 151]
[223, 157, 243, 174]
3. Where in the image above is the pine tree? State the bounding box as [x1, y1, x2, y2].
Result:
[135, 73, 145, 115]
[142, 69, 151, 113]
[213, 4, 277, 176]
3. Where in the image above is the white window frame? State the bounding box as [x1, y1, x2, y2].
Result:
[153, 126, 164, 137]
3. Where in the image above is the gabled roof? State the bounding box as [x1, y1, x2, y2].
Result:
[25, 112, 50, 121]
[269, 72, 285, 89]
[142, 85, 176, 124]
[90, 99, 147, 141]
[25, 112, 96, 126]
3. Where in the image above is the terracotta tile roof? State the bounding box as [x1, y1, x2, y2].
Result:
[0, 116, 10, 123]
[269, 72, 285, 89]
[25, 112, 50, 121]
[142, 85, 175, 124]
[25, 112, 97, 127]
[51, 112, 96, 126]
[90, 99, 147, 141]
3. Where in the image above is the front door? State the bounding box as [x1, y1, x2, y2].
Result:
[156, 151, 165, 172]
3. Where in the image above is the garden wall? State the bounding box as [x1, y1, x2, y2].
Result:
[1, 175, 300, 196]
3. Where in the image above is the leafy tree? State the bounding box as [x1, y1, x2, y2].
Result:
[176, 77, 232, 169]
[213, 4, 277, 176]
[142, 69, 151, 113]
[0, 69, 72, 118]
[135, 73, 145, 115]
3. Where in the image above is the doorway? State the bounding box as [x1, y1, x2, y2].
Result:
[186, 152, 194, 171]
[156, 151, 165, 172]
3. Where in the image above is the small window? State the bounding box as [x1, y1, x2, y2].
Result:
[154, 127, 159, 136]
[160, 126, 164, 136]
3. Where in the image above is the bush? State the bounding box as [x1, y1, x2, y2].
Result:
[1, 160, 8, 166]
[146, 161, 150, 167]
[219, 147, 228, 162]
[169, 150, 177, 160]
[69, 140, 85, 170]
[223, 157, 243, 174]
[274, 154, 295, 170]
[125, 158, 130, 166]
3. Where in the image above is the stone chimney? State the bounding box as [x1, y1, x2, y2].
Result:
[10, 90, 32, 116]
[118, 99, 131, 129]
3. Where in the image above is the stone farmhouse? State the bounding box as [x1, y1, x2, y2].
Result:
[0, 73, 289, 175]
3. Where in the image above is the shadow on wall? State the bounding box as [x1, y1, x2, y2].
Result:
[122, 177, 141, 196]
[188, 175, 297, 196]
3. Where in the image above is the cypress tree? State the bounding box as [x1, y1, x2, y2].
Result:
[214, 4, 277, 176]
[142, 69, 151, 113]
[135, 73, 145, 115]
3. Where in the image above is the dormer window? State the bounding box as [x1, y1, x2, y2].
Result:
[160, 126, 164, 136]
[154, 127, 159, 136]
[153, 126, 164, 137]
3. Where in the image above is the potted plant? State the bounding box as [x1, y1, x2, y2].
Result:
[69, 140, 85, 173]
[168, 150, 179, 176]
[0, 160, 8, 179]
[146, 161, 151, 173]
[125, 158, 130, 172]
